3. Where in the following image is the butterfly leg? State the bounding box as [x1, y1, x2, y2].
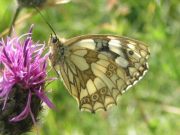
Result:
[52, 66, 60, 78]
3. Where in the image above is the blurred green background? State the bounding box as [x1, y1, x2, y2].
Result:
[0, 0, 180, 135]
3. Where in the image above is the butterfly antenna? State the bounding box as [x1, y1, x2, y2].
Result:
[8, 6, 22, 36]
[35, 7, 57, 37]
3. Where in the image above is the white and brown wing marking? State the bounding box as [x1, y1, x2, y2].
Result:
[60, 48, 128, 112]
[50, 35, 150, 113]
[65, 35, 150, 92]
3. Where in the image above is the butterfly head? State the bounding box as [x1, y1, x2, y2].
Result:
[49, 34, 59, 45]
[49, 34, 64, 50]
[49, 34, 66, 66]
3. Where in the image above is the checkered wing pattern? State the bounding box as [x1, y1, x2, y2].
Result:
[49, 35, 150, 112]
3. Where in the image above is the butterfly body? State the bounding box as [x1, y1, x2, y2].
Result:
[49, 35, 150, 113]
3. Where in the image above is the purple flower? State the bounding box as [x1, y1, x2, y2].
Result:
[0, 25, 54, 124]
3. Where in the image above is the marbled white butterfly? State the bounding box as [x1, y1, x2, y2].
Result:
[49, 34, 150, 113]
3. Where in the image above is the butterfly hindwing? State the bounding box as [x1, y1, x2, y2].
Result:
[60, 48, 129, 112]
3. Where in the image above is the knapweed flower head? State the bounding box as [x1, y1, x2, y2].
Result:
[0, 25, 54, 134]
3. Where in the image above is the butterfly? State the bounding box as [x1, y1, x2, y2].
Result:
[49, 34, 150, 113]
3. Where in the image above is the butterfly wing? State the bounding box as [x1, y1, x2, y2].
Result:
[60, 48, 128, 112]
[60, 35, 150, 112]
[65, 35, 150, 89]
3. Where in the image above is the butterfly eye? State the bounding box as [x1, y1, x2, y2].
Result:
[52, 37, 58, 44]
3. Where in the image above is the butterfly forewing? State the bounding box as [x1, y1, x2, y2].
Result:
[65, 35, 150, 89]
[49, 35, 150, 113]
